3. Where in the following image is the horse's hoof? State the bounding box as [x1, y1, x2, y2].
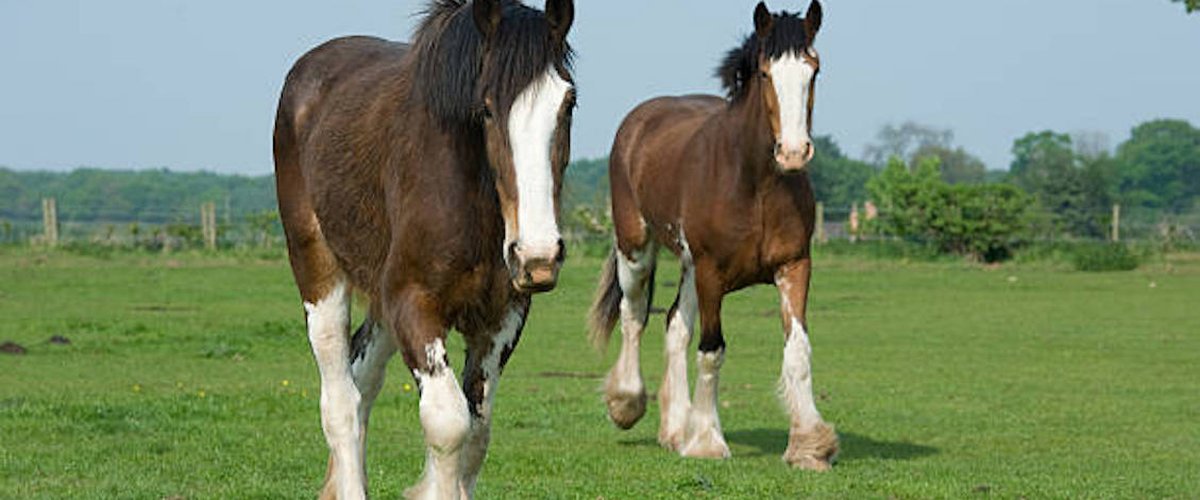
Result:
[605, 390, 647, 430]
[657, 428, 685, 451]
[679, 428, 731, 459]
[783, 422, 838, 471]
[787, 455, 832, 471]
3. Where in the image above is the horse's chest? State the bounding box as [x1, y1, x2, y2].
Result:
[447, 267, 516, 334]
[757, 189, 815, 269]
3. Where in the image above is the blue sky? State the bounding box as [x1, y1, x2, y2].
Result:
[1, 0, 1197, 174]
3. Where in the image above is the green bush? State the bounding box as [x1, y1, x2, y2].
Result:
[1071, 243, 1140, 272]
[867, 157, 1032, 262]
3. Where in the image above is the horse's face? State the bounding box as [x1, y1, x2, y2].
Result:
[754, 1, 822, 173]
[475, 0, 575, 293]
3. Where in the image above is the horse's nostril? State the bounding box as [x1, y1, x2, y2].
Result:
[506, 241, 520, 269]
[555, 239, 566, 263]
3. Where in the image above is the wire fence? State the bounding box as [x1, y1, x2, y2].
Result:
[0, 201, 284, 250]
[2, 198, 1198, 251]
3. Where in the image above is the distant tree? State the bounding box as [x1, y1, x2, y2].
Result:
[808, 136, 875, 207]
[1010, 131, 1075, 193]
[1010, 131, 1116, 238]
[865, 122, 993, 184]
[1114, 119, 1200, 212]
[1172, 0, 1199, 13]
[1071, 131, 1112, 161]
[0, 168, 277, 224]
[563, 157, 610, 212]
[863, 122, 953, 167]
[911, 144, 987, 184]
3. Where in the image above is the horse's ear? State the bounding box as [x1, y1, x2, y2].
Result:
[545, 0, 574, 43]
[473, 0, 502, 40]
[805, 0, 823, 41]
[753, 2, 773, 41]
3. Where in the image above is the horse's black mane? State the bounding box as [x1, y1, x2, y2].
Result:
[717, 11, 813, 101]
[414, 0, 574, 127]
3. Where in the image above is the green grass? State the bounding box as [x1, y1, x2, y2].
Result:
[1, 247, 1198, 498]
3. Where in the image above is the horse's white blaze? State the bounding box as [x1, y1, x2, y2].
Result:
[769, 52, 816, 152]
[508, 68, 572, 254]
[304, 280, 366, 500]
[411, 339, 470, 499]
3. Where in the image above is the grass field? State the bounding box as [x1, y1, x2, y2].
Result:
[1, 247, 1197, 498]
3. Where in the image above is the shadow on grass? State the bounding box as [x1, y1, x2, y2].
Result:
[725, 428, 938, 462]
[616, 429, 937, 463]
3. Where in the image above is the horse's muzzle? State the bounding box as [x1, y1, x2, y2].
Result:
[509, 239, 565, 293]
[774, 141, 815, 172]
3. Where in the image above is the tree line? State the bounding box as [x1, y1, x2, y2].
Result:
[0, 167, 277, 224]
[2, 117, 1196, 259]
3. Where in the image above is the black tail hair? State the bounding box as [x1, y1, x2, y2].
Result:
[587, 248, 623, 351]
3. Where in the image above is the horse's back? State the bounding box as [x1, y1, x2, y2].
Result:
[609, 94, 725, 249]
[612, 95, 724, 169]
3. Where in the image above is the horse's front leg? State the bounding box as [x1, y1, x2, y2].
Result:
[679, 262, 730, 459]
[775, 259, 838, 470]
[458, 300, 529, 498]
[390, 288, 471, 500]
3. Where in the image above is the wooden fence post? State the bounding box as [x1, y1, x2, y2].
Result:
[815, 202, 826, 244]
[1111, 204, 1120, 242]
[42, 197, 58, 248]
[202, 202, 217, 251]
[849, 202, 860, 243]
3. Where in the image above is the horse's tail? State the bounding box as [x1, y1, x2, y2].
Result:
[588, 247, 622, 351]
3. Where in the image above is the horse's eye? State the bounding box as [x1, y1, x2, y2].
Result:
[759, 70, 770, 79]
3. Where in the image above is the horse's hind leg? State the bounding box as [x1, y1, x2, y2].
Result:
[604, 242, 657, 429]
[301, 277, 368, 500]
[279, 208, 368, 497]
[458, 300, 529, 498]
[775, 259, 838, 470]
[349, 314, 397, 439]
[658, 247, 697, 450]
[315, 317, 395, 499]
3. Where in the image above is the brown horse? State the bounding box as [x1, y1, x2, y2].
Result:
[273, 0, 574, 497]
[588, 1, 837, 470]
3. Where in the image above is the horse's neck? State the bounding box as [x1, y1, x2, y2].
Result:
[721, 83, 776, 186]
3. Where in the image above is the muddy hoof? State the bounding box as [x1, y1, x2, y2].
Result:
[605, 390, 647, 430]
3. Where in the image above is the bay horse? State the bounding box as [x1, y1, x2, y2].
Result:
[588, 1, 837, 470]
[272, 0, 575, 497]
